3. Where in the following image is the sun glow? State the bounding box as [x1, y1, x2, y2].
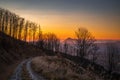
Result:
[8, 7, 120, 40]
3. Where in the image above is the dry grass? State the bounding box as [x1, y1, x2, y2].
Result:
[31, 56, 103, 80]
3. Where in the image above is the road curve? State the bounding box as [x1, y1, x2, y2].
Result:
[9, 59, 46, 80]
[26, 60, 46, 80]
[9, 60, 27, 80]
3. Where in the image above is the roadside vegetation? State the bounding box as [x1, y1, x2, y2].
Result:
[31, 56, 103, 80]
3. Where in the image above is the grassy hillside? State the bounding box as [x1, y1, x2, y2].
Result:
[32, 56, 103, 80]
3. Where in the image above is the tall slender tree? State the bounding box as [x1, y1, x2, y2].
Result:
[23, 21, 29, 41]
[32, 23, 37, 43]
[18, 18, 24, 40]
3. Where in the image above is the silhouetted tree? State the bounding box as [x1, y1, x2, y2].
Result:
[23, 21, 29, 41]
[43, 33, 60, 51]
[64, 41, 68, 54]
[18, 18, 24, 40]
[4, 11, 9, 33]
[106, 43, 119, 74]
[54, 37, 60, 52]
[0, 8, 2, 31]
[75, 27, 96, 58]
[37, 25, 43, 48]
[32, 23, 37, 43]
[9, 13, 13, 36]
[1, 11, 5, 32]
[91, 44, 98, 63]
[0, 8, 3, 31]
[28, 22, 32, 42]
[38, 25, 42, 40]
[12, 15, 17, 38]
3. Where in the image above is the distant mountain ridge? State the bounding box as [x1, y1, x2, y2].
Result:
[63, 37, 120, 44]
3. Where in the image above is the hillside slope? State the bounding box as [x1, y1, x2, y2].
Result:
[32, 56, 103, 80]
[0, 32, 43, 80]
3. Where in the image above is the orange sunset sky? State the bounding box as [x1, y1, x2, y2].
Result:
[0, 0, 120, 40]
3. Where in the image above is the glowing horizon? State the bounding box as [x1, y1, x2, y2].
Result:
[17, 12, 120, 40]
[0, 0, 120, 40]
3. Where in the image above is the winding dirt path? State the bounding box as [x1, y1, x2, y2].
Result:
[9, 59, 46, 80]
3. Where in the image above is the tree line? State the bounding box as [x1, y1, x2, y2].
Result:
[0, 8, 42, 42]
[0, 7, 60, 52]
[0, 8, 96, 56]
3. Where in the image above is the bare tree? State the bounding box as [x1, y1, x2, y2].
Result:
[4, 11, 9, 33]
[28, 22, 32, 42]
[12, 15, 17, 38]
[106, 43, 119, 74]
[9, 13, 13, 36]
[43, 33, 60, 51]
[91, 44, 98, 63]
[1, 11, 5, 32]
[0, 8, 4, 32]
[23, 21, 29, 41]
[64, 41, 68, 54]
[54, 37, 60, 52]
[38, 25, 42, 40]
[37, 25, 44, 48]
[32, 23, 37, 43]
[0, 8, 3, 31]
[75, 27, 96, 58]
[18, 18, 24, 40]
